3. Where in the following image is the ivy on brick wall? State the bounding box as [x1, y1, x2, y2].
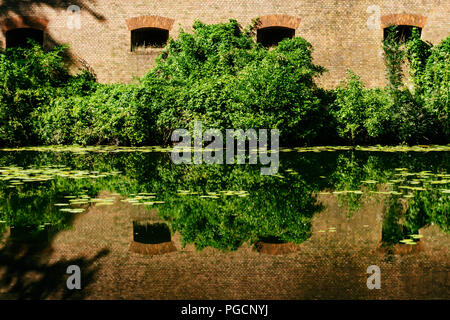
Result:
[332, 26, 449, 145]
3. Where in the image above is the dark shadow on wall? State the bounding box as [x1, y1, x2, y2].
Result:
[0, 238, 109, 299]
[0, 0, 105, 22]
[0, 0, 106, 69]
[0, 207, 109, 299]
[0, 168, 111, 299]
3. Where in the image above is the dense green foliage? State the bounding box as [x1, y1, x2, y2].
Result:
[140, 20, 326, 145]
[0, 21, 448, 147]
[38, 84, 156, 145]
[0, 42, 97, 146]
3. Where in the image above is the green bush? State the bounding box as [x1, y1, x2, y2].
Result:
[333, 71, 393, 144]
[0, 43, 66, 146]
[142, 19, 326, 145]
[39, 84, 157, 145]
[0, 42, 96, 146]
[230, 37, 327, 144]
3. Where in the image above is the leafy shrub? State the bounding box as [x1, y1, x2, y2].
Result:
[142, 19, 326, 145]
[333, 71, 394, 144]
[230, 37, 326, 144]
[39, 84, 157, 145]
[0, 42, 97, 146]
[405, 28, 432, 93]
[0, 43, 67, 146]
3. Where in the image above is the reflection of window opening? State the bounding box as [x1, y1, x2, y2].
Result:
[10, 225, 55, 244]
[383, 25, 422, 43]
[5, 28, 44, 48]
[133, 221, 171, 244]
[257, 27, 295, 47]
[131, 27, 168, 51]
[259, 236, 286, 244]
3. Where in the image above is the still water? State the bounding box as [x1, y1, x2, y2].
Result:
[0, 146, 449, 299]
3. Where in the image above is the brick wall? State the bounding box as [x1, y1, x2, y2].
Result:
[0, 0, 448, 88]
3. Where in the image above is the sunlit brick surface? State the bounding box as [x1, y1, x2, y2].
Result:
[0, 1, 448, 87]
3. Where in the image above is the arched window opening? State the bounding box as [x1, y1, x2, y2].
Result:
[383, 25, 422, 43]
[5, 28, 43, 48]
[131, 27, 168, 51]
[257, 27, 295, 48]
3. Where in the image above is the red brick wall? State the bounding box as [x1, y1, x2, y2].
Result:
[126, 16, 175, 31]
[1, 16, 49, 32]
[0, 0, 448, 88]
[381, 13, 427, 29]
[257, 14, 301, 29]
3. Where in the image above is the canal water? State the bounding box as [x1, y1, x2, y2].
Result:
[0, 146, 448, 299]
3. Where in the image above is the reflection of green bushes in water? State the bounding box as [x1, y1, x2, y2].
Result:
[154, 164, 323, 250]
[382, 197, 411, 245]
[0, 151, 164, 240]
[382, 190, 450, 246]
[333, 151, 450, 245]
[0, 162, 323, 250]
[405, 190, 450, 235]
[9, 225, 55, 243]
[0, 150, 448, 249]
[0, 177, 101, 231]
[328, 153, 393, 216]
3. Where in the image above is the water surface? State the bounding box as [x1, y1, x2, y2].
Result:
[0, 146, 448, 299]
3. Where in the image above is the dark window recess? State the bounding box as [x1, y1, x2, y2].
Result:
[131, 27, 169, 50]
[133, 221, 172, 244]
[383, 25, 422, 43]
[5, 28, 44, 48]
[257, 27, 295, 47]
[259, 236, 286, 244]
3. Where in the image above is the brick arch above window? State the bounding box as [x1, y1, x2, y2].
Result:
[1, 16, 49, 33]
[380, 13, 427, 29]
[126, 16, 175, 31]
[256, 14, 301, 30]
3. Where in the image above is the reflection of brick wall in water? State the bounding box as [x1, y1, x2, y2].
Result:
[308, 195, 384, 249]
[0, 0, 448, 87]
